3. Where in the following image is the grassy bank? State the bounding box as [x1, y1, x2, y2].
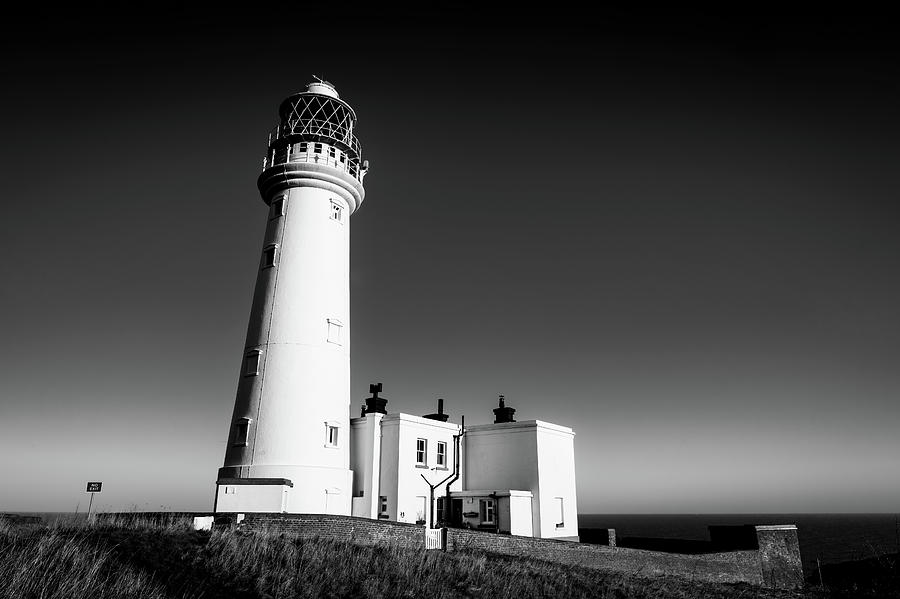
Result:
[0, 515, 848, 598]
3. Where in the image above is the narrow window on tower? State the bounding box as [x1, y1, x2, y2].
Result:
[436, 441, 447, 467]
[262, 244, 278, 269]
[330, 200, 343, 223]
[314, 142, 322, 154]
[339, 151, 345, 163]
[416, 438, 427, 466]
[243, 350, 261, 377]
[324, 422, 339, 448]
[379, 496, 388, 519]
[233, 418, 251, 446]
[270, 196, 285, 219]
[329, 146, 336, 159]
[555, 497, 564, 528]
[299, 142, 308, 153]
[326, 319, 342, 345]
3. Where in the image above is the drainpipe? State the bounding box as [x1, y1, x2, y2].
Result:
[444, 415, 465, 527]
[490, 492, 499, 534]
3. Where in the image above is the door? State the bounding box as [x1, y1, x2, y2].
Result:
[451, 498, 463, 527]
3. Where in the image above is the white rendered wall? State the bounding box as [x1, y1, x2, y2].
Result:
[378, 418, 400, 520]
[216, 484, 289, 513]
[495, 492, 534, 536]
[508, 493, 534, 536]
[463, 423, 539, 529]
[378, 414, 461, 525]
[221, 181, 357, 515]
[535, 423, 579, 539]
[464, 421, 577, 539]
[349, 413, 383, 518]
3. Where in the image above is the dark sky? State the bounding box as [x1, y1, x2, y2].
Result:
[1, 8, 898, 513]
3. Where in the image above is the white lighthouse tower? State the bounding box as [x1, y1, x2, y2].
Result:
[215, 80, 367, 515]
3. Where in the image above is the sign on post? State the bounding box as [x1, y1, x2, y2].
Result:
[86, 481, 102, 518]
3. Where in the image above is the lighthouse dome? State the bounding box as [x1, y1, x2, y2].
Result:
[306, 80, 339, 99]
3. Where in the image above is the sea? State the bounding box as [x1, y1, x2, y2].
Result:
[579, 513, 900, 573]
[8, 512, 899, 575]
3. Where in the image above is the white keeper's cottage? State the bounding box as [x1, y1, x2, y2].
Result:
[214, 81, 579, 541]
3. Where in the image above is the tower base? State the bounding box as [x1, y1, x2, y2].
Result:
[215, 466, 353, 514]
[215, 478, 293, 513]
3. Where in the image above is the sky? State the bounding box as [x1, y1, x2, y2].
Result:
[1, 8, 898, 514]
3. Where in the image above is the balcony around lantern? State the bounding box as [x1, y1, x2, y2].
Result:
[262, 140, 364, 183]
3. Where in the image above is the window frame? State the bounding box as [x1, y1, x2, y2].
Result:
[233, 417, 251, 446]
[262, 244, 278, 269]
[324, 422, 339, 448]
[270, 196, 285, 220]
[481, 499, 495, 524]
[436, 497, 446, 524]
[436, 441, 447, 467]
[555, 497, 565, 528]
[326, 318, 343, 345]
[243, 350, 261, 377]
[415, 438, 427, 466]
[330, 200, 343, 223]
[415, 495, 427, 525]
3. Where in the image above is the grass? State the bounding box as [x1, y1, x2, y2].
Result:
[811, 550, 900, 599]
[0, 515, 834, 598]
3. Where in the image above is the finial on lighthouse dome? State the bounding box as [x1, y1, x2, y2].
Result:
[306, 77, 339, 99]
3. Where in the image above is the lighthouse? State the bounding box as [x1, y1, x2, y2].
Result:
[215, 80, 367, 514]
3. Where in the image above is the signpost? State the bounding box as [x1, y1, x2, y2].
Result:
[86, 481, 102, 517]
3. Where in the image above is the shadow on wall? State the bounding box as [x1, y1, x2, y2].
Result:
[578, 524, 759, 555]
[612, 525, 760, 554]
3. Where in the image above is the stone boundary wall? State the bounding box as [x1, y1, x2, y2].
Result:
[231, 513, 423, 549]
[445, 527, 763, 585]
[96, 512, 215, 522]
[91, 512, 803, 589]
[221, 513, 804, 588]
[0, 513, 43, 525]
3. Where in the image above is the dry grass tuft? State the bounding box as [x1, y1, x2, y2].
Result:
[0, 527, 168, 599]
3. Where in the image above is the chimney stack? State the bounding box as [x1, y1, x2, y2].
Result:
[423, 397, 450, 422]
[362, 382, 388, 415]
[493, 394, 516, 423]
